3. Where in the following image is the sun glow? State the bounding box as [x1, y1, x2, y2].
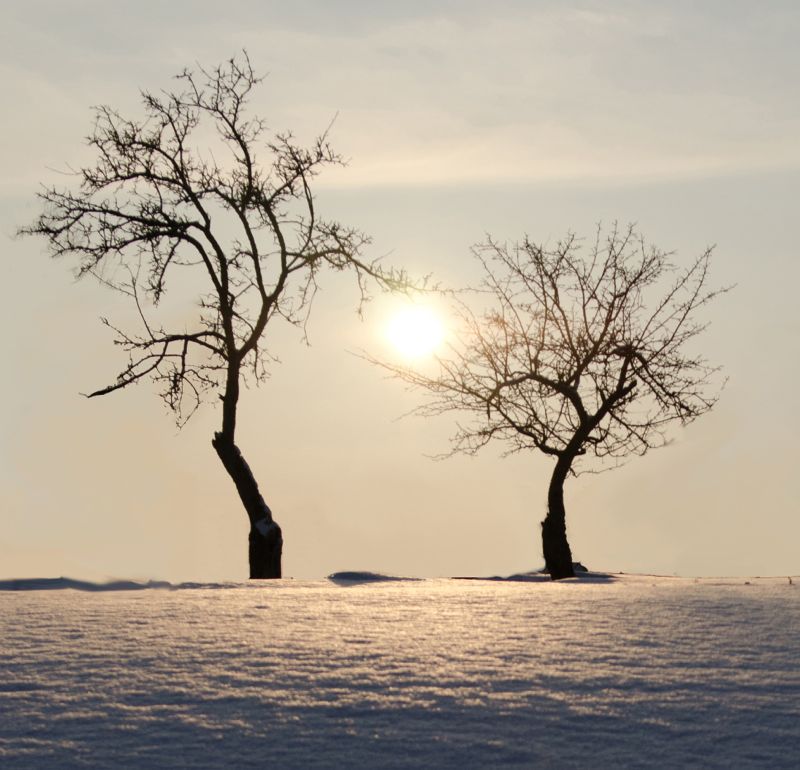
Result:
[386, 305, 445, 359]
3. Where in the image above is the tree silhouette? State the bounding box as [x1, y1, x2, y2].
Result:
[21, 54, 411, 578]
[375, 225, 729, 579]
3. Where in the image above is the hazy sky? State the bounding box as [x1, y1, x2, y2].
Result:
[2, 1, 798, 580]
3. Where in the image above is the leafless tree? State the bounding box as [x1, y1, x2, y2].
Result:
[21, 54, 412, 578]
[375, 225, 729, 579]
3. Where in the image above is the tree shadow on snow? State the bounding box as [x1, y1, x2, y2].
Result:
[454, 566, 617, 584]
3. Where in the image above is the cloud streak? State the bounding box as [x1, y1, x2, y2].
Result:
[3, 2, 799, 191]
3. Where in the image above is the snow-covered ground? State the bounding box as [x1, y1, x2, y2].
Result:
[1, 573, 798, 769]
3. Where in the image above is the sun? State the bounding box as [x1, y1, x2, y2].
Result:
[386, 305, 445, 359]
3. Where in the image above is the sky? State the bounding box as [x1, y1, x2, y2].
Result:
[1, 0, 798, 580]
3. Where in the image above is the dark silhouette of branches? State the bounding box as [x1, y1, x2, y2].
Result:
[24, 53, 410, 426]
[372, 224, 730, 579]
[21, 53, 416, 578]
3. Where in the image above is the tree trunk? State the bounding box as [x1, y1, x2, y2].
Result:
[212, 432, 282, 579]
[541, 457, 575, 580]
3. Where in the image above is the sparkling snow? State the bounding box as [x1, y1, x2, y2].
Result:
[1, 574, 798, 768]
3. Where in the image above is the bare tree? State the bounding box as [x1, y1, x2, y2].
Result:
[21, 54, 412, 578]
[375, 225, 729, 579]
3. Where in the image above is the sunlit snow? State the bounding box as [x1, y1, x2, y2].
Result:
[1, 573, 798, 768]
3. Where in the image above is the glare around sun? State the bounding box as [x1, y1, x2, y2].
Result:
[386, 306, 445, 359]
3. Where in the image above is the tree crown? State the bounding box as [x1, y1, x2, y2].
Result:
[379, 224, 729, 470]
[22, 53, 411, 424]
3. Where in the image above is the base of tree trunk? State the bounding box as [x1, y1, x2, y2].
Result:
[212, 432, 283, 579]
[249, 520, 283, 579]
[541, 515, 575, 580]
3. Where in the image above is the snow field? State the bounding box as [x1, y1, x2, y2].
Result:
[1, 575, 798, 768]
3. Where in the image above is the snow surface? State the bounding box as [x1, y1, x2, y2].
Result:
[1, 573, 798, 769]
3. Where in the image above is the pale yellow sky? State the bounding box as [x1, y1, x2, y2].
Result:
[1, 1, 798, 580]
